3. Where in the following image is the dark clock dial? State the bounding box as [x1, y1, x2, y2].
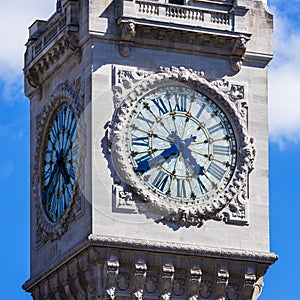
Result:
[126, 86, 237, 204]
[42, 102, 78, 223]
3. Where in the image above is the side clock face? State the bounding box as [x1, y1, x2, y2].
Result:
[42, 102, 78, 223]
[126, 86, 237, 205]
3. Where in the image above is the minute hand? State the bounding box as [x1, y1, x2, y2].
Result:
[182, 147, 204, 175]
[135, 144, 178, 172]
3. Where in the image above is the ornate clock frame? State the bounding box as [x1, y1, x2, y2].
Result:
[109, 66, 255, 226]
[33, 79, 85, 246]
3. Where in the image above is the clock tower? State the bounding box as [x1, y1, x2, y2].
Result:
[23, 0, 277, 299]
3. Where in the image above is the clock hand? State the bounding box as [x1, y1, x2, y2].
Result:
[44, 163, 60, 204]
[170, 131, 204, 175]
[135, 143, 178, 172]
[59, 164, 71, 184]
[182, 146, 204, 175]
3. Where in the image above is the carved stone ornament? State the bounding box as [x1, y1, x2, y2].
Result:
[118, 19, 136, 57]
[110, 66, 255, 226]
[33, 79, 85, 247]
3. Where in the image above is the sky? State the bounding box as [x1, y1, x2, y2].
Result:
[0, 0, 299, 298]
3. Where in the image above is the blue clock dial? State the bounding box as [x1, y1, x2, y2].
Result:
[42, 102, 78, 223]
[126, 86, 237, 204]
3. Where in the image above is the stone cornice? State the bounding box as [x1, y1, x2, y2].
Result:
[23, 234, 277, 298]
[88, 234, 278, 265]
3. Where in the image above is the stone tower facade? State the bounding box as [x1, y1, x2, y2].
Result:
[23, 0, 277, 299]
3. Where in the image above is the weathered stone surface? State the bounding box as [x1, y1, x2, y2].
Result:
[23, 0, 276, 299]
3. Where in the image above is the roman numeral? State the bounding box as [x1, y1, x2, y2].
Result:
[152, 170, 169, 192]
[59, 110, 64, 129]
[50, 119, 59, 144]
[196, 103, 206, 119]
[132, 135, 149, 147]
[206, 161, 225, 181]
[176, 179, 187, 198]
[208, 122, 223, 135]
[197, 177, 208, 194]
[174, 94, 187, 112]
[152, 97, 169, 116]
[72, 142, 78, 157]
[70, 167, 76, 181]
[213, 145, 229, 156]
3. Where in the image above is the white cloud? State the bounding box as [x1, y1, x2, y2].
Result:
[268, 8, 300, 145]
[0, 1, 54, 77]
[0, 1, 54, 104]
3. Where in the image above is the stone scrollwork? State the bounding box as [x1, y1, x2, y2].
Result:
[112, 65, 152, 109]
[34, 78, 85, 247]
[110, 66, 255, 226]
[212, 78, 247, 123]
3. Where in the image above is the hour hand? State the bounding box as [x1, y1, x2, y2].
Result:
[135, 144, 178, 172]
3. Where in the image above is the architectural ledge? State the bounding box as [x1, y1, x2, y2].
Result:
[117, 16, 251, 72]
[23, 235, 277, 300]
[88, 234, 278, 264]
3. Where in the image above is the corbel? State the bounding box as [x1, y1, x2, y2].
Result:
[105, 255, 120, 300]
[230, 36, 248, 72]
[244, 266, 257, 299]
[187, 268, 202, 300]
[159, 264, 174, 300]
[64, 30, 82, 63]
[132, 258, 147, 299]
[69, 259, 86, 299]
[118, 19, 136, 57]
[79, 253, 96, 298]
[49, 273, 62, 300]
[40, 280, 51, 300]
[216, 265, 229, 300]
[60, 265, 76, 300]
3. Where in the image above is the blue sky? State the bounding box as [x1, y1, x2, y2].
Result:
[0, 0, 299, 298]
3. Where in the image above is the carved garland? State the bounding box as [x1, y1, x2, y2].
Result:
[110, 66, 255, 226]
[33, 79, 85, 247]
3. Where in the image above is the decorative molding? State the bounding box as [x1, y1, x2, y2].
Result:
[88, 235, 278, 264]
[33, 78, 85, 247]
[110, 66, 255, 226]
[118, 0, 252, 70]
[112, 65, 152, 109]
[23, 242, 277, 300]
[112, 183, 137, 213]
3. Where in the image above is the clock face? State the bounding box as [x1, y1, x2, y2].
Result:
[42, 102, 78, 223]
[126, 86, 237, 205]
